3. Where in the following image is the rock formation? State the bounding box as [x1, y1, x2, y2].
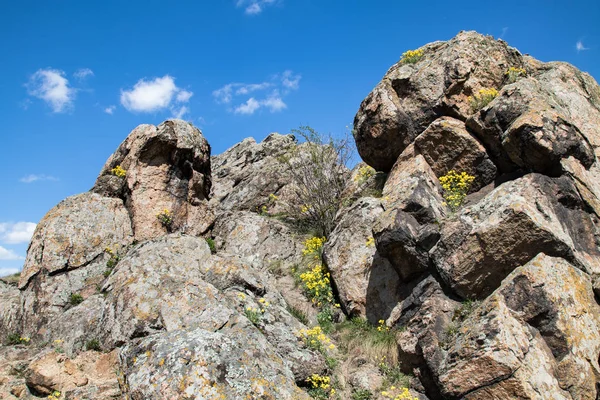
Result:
[2, 30, 600, 399]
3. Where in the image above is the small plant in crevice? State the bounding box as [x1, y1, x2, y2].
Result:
[7, 333, 30, 346]
[400, 49, 424, 64]
[297, 326, 336, 355]
[439, 170, 475, 212]
[205, 237, 216, 254]
[69, 293, 84, 306]
[47, 391, 62, 400]
[352, 389, 374, 400]
[380, 386, 419, 400]
[156, 209, 173, 230]
[354, 164, 376, 185]
[306, 373, 336, 399]
[506, 66, 527, 83]
[110, 165, 127, 178]
[468, 87, 498, 112]
[85, 338, 101, 352]
[104, 245, 120, 278]
[242, 296, 270, 326]
[287, 304, 309, 325]
[334, 318, 399, 368]
[442, 299, 481, 347]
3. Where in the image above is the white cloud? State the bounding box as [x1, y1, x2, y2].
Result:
[19, 174, 58, 183]
[214, 70, 298, 115]
[74, 68, 94, 80]
[262, 93, 287, 112]
[576, 40, 589, 52]
[176, 90, 193, 102]
[236, 0, 277, 15]
[0, 222, 36, 244]
[26, 69, 75, 113]
[0, 246, 24, 261]
[120, 75, 193, 113]
[171, 105, 189, 119]
[104, 105, 116, 114]
[234, 98, 261, 115]
[281, 70, 301, 90]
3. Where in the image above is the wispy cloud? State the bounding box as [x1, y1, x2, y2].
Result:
[0, 246, 24, 261]
[500, 27, 508, 39]
[171, 105, 189, 119]
[74, 68, 94, 80]
[576, 40, 589, 52]
[120, 75, 193, 113]
[0, 222, 36, 244]
[26, 68, 75, 113]
[104, 105, 116, 114]
[213, 70, 299, 115]
[19, 174, 58, 183]
[236, 0, 278, 15]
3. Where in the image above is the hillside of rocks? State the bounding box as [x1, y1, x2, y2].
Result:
[2, 31, 600, 400]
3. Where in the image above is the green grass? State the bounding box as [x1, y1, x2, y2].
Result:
[286, 304, 308, 325]
[352, 389, 373, 400]
[205, 237, 216, 254]
[85, 339, 101, 351]
[69, 293, 84, 306]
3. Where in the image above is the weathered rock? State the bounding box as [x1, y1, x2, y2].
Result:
[0, 282, 20, 342]
[354, 31, 523, 171]
[414, 117, 497, 190]
[467, 74, 595, 174]
[93, 119, 212, 240]
[323, 198, 403, 320]
[25, 349, 120, 398]
[436, 254, 600, 399]
[210, 133, 296, 214]
[213, 210, 304, 270]
[431, 173, 600, 299]
[119, 321, 311, 400]
[0, 346, 38, 399]
[17, 192, 133, 340]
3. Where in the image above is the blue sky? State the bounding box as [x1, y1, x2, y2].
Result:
[0, 0, 598, 276]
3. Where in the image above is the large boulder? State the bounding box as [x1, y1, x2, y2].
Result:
[210, 133, 297, 214]
[18, 192, 134, 339]
[436, 254, 600, 399]
[431, 173, 600, 299]
[323, 198, 403, 320]
[93, 119, 213, 240]
[0, 281, 19, 341]
[354, 31, 523, 171]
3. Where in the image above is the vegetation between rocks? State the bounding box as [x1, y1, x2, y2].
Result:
[468, 87, 498, 111]
[439, 170, 475, 212]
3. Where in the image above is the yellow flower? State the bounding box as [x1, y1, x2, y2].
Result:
[110, 165, 126, 178]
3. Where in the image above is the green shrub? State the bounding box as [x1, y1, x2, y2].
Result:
[69, 293, 84, 306]
[85, 339, 101, 351]
[352, 389, 373, 400]
[7, 333, 22, 345]
[278, 125, 352, 237]
[205, 237, 216, 254]
[156, 209, 173, 230]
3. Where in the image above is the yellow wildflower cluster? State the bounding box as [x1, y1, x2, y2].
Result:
[297, 326, 335, 352]
[243, 297, 270, 325]
[506, 66, 527, 83]
[468, 87, 499, 111]
[439, 170, 475, 212]
[300, 264, 333, 306]
[354, 165, 376, 184]
[307, 374, 331, 390]
[19, 336, 31, 344]
[377, 319, 390, 332]
[47, 391, 61, 400]
[156, 209, 173, 228]
[381, 387, 418, 400]
[365, 237, 375, 247]
[302, 236, 326, 257]
[300, 204, 310, 213]
[110, 165, 126, 178]
[400, 49, 424, 64]
[268, 193, 279, 202]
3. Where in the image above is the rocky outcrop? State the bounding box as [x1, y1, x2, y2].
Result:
[4, 31, 600, 400]
[93, 120, 213, 239]
[352, 30, 600, 398]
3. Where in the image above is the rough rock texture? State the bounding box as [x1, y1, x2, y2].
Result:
[0, 282, 19, 342]
[436, 254, 600, 399]
[210, 133, 297, 214]
[17, 192, 133, 341]
[351, 30, 600, 398]
[323, 198, 403, 320]
[93, 120, 212, 240]
[354, 31, 522, 171]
